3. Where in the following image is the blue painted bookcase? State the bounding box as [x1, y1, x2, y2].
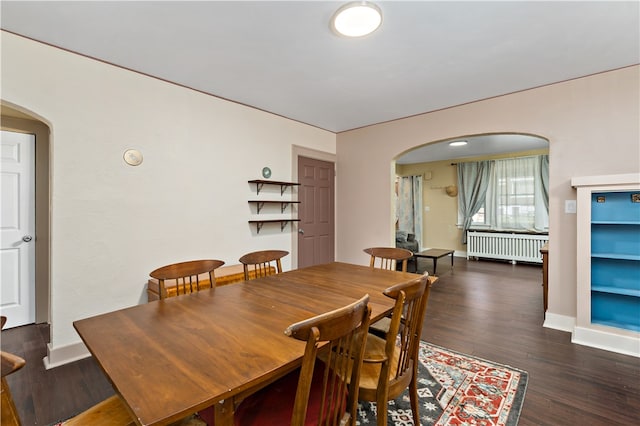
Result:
[572, 174, 640, 357]
[590, 191, 640, 331]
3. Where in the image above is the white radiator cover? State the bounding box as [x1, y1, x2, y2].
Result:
[467, 231, 549, 264]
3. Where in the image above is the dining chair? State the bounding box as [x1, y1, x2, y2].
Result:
[1, 347, 207, 426]
[363, 247, 414, 337]
[357, 275, 431, 426]
[363, 247, 413, 272]
[233, 294, 372, 426]
[149, 259, 225, 299]
[1, 349, 135, 426]
[238, 249, 288, 281]
[1, 349, 24, 426]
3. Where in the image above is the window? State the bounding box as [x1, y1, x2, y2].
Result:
[458, 155, 548, 232]
[471, 206, 485, 224]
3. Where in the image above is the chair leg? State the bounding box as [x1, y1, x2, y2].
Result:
[376, 391, 388, 426]
[409, 373, 420, 426]
[375, 373, 391, 426]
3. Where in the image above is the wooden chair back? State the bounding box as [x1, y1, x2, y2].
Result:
[149, 259, 225, 299]
[286, 294, 371, 426]
[233, 294, 371, 426]
[238, 250, 288, 281]
[1, 351, 25, 426]
[364, 247, 413, 272]
[358, 275, 432, 426]
[2, 315, 133, 426]
[0, 349, 165, 426]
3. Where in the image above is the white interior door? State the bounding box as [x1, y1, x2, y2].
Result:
[1, 130, 36, 328]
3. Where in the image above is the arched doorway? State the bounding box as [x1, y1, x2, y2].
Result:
[1, 102, 51, 325]
[394, 133, 549, 258]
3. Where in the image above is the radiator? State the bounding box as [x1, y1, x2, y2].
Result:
[467, 231, 549, 264]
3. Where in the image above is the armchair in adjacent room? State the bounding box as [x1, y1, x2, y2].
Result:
[395, 230, 418, 271]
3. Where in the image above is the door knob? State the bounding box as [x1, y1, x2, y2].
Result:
[22, 235, 33, 242]
[298, 229, 305, 234]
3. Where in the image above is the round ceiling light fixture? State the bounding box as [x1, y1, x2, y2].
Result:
[331, 1, 382, 37]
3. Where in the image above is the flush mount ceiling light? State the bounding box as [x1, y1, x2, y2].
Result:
[449, 140, 468, 147]
[331, 1, 382, 37]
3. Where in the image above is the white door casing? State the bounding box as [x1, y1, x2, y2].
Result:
[1, 130, 36, 328]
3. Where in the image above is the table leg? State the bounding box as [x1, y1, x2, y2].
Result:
[215, 399, 234, 426]
[450, 252, 454, 270]
[433, 258, 438, 275]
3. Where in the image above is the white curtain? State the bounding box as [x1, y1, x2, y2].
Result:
[485, 156, 548, 232]
[457, 161, 493, 243]
[396, 176, 423, 248]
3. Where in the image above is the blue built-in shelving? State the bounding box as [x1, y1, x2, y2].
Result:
[590, 191, 640, 332]
[572, 174, 640, 357]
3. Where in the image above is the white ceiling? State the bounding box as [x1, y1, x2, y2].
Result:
[1, 1, 638, 162]
[395, 133, 549, 164]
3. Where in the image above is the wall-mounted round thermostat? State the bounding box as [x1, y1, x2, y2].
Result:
[123, 149, 143, 166]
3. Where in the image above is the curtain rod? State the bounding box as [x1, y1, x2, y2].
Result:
[451, 153, 546, 166]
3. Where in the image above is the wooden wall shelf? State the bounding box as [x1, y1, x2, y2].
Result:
[249, 219, 301, 233]
[248, 179, 300, 195]
[248, 200, 301, 214]
[248, 180, 301, 233]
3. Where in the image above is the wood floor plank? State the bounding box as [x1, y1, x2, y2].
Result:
[1, 258, 639, 425]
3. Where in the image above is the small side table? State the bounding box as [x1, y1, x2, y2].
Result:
[414, 249, 455, 275]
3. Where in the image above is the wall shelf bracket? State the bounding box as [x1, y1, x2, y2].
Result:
[249, 179, 301, 195]
[249, 219, 301, 234]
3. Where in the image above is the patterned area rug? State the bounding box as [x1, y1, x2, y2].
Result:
[357, 341, 528, 425]
[52, 342, 527, 426]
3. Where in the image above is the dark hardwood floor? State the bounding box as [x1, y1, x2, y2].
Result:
[1, 258, 639, 425]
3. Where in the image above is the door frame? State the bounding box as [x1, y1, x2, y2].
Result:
[1, 106, 51, 325]
[291, 145, 337, 269]
[1, 130, 36, 326]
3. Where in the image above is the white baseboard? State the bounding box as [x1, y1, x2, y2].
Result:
[543, 312, 575, 332]
[544, 313, 640, 357]
[43, 341, 91, 369]
[572, 326, 640, 358]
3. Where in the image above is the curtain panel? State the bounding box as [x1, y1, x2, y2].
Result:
[457, 161, 493, 244]
[397, 176, 423, 248]
[539, 154, 550, 212]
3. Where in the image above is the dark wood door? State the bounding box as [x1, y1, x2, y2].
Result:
[297, 156, 335, 268]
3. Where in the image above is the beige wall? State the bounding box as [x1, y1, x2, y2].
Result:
[2, 30, 638, 362]
[396, 149, 549, 253]
[1, 33, 336, 362]
[337, 66, 640, 329]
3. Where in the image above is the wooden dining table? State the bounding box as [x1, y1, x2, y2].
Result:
[73, 262, 431, 426]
